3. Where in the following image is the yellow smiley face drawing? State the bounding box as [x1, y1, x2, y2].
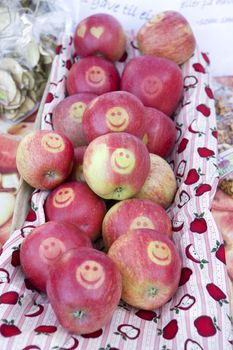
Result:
[147, 240, 171, 266]
[111, 148, 135, 175]
[142, 76, 162, 97]
[69, 101, 87, 123]
[76, 260, 105, 289]
[39, 237, 65, 264]
[41, 133, 65, 153]
[106, 107, 129, 131]
[52, 187, 75, 208]
[85, 66, 106, 87]
[130, 215, 155, 230]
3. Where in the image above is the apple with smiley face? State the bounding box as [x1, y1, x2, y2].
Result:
[20, 221, 92, 291]
[73, 13, 126, 62]
[16, 130, 74, 190]
[44, 181, 106, 241]
[102, 198, 172, 250]
[120, 55, 183, 116]
[83, 132, 150, 200]
[46, 247, 122, 334]
[108, 228, 182, 310]
[82, 91, 146, 142]
[52, 93, 97, 147]
[66, 56, 120, 96]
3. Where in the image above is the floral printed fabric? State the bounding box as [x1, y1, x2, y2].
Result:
[0, 34, 232, 350]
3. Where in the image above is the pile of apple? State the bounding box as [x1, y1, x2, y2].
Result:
[16, 11, 196, 335]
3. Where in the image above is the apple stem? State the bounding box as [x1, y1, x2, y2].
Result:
[148, 287, 158, 297]
[73, 310, 85, 319]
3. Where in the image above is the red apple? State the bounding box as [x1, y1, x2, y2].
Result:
[82, 91, 146, 142]
[120, 55, 183, 116]
[69, 146, 87, 182]
[46, 247, 122, 334]
[143, 107, 176, 158]
[135, 153, 177, 208]
[20, 221, 92, 291]
[52, 93, 97, 147]
[136, 10, 196, 65]
[102, 198, 172, 249]
[16, 130, 74, 190]
[44, 181, 106, 241]
[0, 133, 20, 173]
[108, 228, 182, 310]
[66, 56, 120, 96]
[74, 13, 126, 62]
[83, 132, 150, 200]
